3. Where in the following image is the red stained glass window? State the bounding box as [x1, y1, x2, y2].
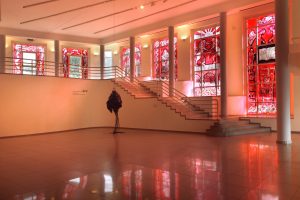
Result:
[62, 47, 88, 79]
[13, 43, 45, 75]
[193, 26, 220, 96]
[120, 45, 141, 77]
[152, 38, 177, 79]
[246, 14, 276, 114]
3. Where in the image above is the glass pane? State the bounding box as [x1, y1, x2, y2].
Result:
[246, 14, 276, 114]
[258, 25, 275, 45]
[193, 25, 220, 96]
[69, 56, 82, 78]
[153, 38, 177, 79]
[22, 52, 36, 75]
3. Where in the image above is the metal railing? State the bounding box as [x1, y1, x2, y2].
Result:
[112, 66, 219, 118]
[0, 57, 119, 80]
[150, 80, 219, 118]
[0, 57, 219, 118]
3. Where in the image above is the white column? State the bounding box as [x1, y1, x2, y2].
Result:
[130, 36, 135, 82]
[0, 35, 6, 73]
[54, 40, 60, 76]
[100, 44, 105, 79]
[276, 0, 291, 144]
[220, 12, 227, 118]
[168, 26, 175, 97]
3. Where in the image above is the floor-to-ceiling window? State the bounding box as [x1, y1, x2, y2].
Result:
[62, 48, 88, 79]
[246, 14, 276, 114]
[193, 26, 220, 96]
[120, 45, 141, 77]
[152, 38, 177, 80]
[13, 43, 45, 75]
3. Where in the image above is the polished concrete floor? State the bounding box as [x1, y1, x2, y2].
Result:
[0, 128, 299, 200]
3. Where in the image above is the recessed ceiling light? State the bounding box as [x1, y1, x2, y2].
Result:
[140, 5, 145, 9]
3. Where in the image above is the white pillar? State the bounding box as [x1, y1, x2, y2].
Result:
[220, 12, 227, 118]
[100, 44, 105, 79]
[168, 26, 175, 97]
[54, 40, 60, 76]
[130, 36, 135, 82]
[0, 35, 6, 73]
[276, 0, 291, 144]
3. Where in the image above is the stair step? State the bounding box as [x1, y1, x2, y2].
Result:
[207, 127, 271, 136]
[209, 124, 261, 132]
[115, 80, 215, 120]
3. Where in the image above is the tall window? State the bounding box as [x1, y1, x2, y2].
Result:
[120, 45, 141, 77]
[105, 51, 113, 67]
[62, 48, 88, 79]
[193, 26, 220, 96]
[246, 14, 276, 114]
[104, 51, 113, 79]
[13, 43, 45, 75]
[153, 38, 177, 79]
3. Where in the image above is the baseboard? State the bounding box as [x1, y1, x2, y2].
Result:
[0, 126, 206, 139]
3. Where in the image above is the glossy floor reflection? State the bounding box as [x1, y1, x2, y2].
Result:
[0, 128, 300, 200]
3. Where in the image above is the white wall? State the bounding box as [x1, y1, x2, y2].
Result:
[0, 74, 214, 137]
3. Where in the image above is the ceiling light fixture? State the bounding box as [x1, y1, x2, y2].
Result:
[140, 5, 145, 10]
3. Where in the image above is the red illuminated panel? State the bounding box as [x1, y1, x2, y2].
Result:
[193, 26, 220, 96]
[246, 14, 276, 114]
[13, 43, 45, 75]
[120, 45, 142, 77]
[153, 38, 177, 79]
[62, 47, 88, 79]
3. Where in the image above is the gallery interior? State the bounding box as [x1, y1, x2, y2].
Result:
[0, 0, 300, 199]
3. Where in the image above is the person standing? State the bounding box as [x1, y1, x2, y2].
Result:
[106, 88, 122, 134]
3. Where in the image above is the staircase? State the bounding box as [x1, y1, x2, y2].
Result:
[140, 80, 217, 119]
[112, 71, 216, 120]
[157, 97, 211, 119]
[113, 79, 156, 99]
[206, 118, 271, 136]
[112, 68, 271, 135]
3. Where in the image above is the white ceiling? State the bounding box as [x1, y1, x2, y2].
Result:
[0, 0, 272, 42]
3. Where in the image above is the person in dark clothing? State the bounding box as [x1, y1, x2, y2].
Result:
[106, 89, 122, 134]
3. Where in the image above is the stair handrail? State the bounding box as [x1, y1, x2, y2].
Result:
[111, 68, 219, 118]
[155, 80, 219, 118]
